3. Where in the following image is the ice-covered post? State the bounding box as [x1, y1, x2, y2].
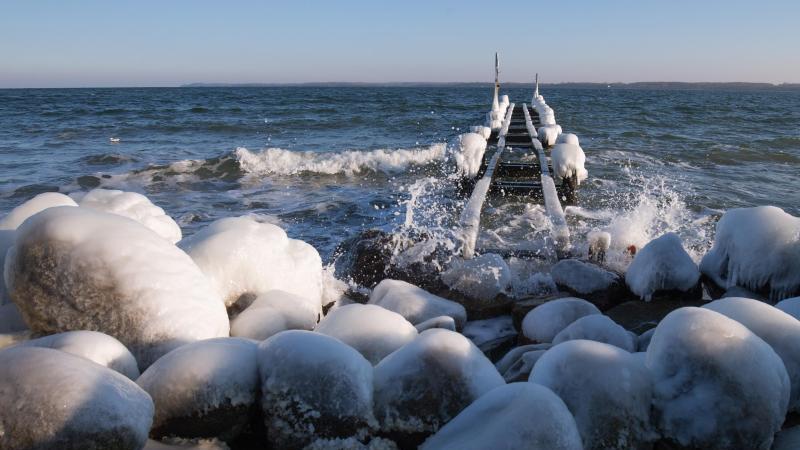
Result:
[492, 52, 500, 111]
[534, 73, 539, 98]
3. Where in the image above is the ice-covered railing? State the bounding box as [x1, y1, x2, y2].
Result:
[460, 103, 515, 259]
[524, 104, 570, 252]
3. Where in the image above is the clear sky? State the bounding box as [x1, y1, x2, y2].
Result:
[1, 0, 798, 87]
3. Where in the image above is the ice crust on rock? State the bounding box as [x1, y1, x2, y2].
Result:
[531, 339, 656, 450]
[551, 143, 587, 185]
[521, 297, 601, 343]
[373, 329, 504, 441]
[369, 279, 467, 329]
[78, 188, 182, 243]
[454, 132, 488, 179]
[550, 259, 619, 294]
[5, 206, 229, 367]
[137, 337, 259, 440]
[704, 296, 800, 411]
[626, 233, 700, 301]
[230, 289, 319, 341]
[0, 346, 153, 450]
[645, 307, 789, 450]
[420, 383, 582, 450]
[552, 314, 636, 352]
[257, 330, 376, 449]
[12, 330, 139, 379]
[700, 206, 800, 300]
[180, 216, 323, 310]
[440, 253, 511, 301]
[315, 303, 418, 364]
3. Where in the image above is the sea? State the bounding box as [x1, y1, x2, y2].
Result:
[1, 85, 798, 288]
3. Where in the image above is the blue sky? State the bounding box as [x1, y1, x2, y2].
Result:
[1, 0, 798, 87]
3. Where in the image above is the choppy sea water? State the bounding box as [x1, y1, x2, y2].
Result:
[1, 85, 798, 281]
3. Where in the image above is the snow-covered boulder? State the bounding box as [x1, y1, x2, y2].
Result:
[776, 296, 800, 319]
[521, 297, 601, 343]
[469, 125, 491, 140]
[369, 279, 467, 329]
[454, 132, 488, 179]
[414, 315, 456, 332]
[556, 133, 580, 146]
[550, 259, 625, 310]
[626, 233, 700, 301]
[531, 340, 656, 449]
[78, 188, 182, 243]
[373, 329, 504, 443]
[180, 216, 323, 311]
[11, 330, 139, 379]
[441, 253, 511, 302]
[230, 289, 319, 341]
[0, 346, 153, 450]
[537, 125, 562, 147]
[315, 303, 417, 365]
[257, 330, 375, 448]
[700, 206, 800, 300]
[137, 338, 259, 440]
[551, 143, 587, 185]
[645, 307, 789, 449]
[420, 383, 582, 450]
[551, 314, 636, 352]
[5, 206, 229, 367]
[704, 297, 800, 411]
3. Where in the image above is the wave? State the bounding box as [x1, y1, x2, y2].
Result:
[234, 144, 447, 176]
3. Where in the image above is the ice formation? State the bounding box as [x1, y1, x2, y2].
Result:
[469, 125, 491, 140]
[0, 346, 153, 450]
[369, 279, 467, 329]
[551, 314, 636, 352]
[699, 206, 800, 300]
[550, 143, 587, 184]
[556, 133, 580, 146]
[704, 297, 800, 411]
[537, 124, 562, 147]
[625, 233, 700, 300]
[521, 297, 601, 343]
[12, 330, 139, 379]
[137, 338, 259, 440]
[776, 296, 800, 319]
[420, 383, 583, 450]
[646, 307, 789, 449]
[78, 188, 182, 243]
[531, 340, 656, 450]
[180, 216, 323, 310]
[453, 132, 488, 178]
[230, 289, 319, 341]
[414, 315, 456, 332]
[440, 253, 511, 301]
[373, 329, 504, 441]
[315, 303, 418, 365]
[257, 330, 376, 448]
[550, 259, 620, 295]
[5, 206, 229, 367]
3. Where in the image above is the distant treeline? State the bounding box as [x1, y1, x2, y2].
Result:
[182, 81, 800, 90]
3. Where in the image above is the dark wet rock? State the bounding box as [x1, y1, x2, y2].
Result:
[605, 299, 706, 335]
[550, 259, 631, 311]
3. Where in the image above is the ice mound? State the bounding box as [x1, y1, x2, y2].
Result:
[537, 124, 562, 147]
[700, 206, 800, 300]
[441, 253, 511, 301]
[12, 330, 139, 379]
[521, 297, 601, 343]
[0, 192, 78, 304]
[373, 329, 504, 443]
[369, 279, 467, 330]
[5, 206, 229, 367]
[0, 346, 153, 450]
[257, 330, 375, 448]
[230, 289, 319, 341]
[646, 307, 789, 449]
[556, 133, 580, 146]
[137, 337, 259, 440]
[315, 303, 418, 365]
[704, 297, 800, 412]
[626, 233, 700, 301]
[420, 383, 582, 450]
[551, 143, 588, 185]
[180, 216, 323, 311]
[78, 188, 182, 243]
[531, 340, 656, 449]
[551, 315, 636, 352]
[453, 132, 488, 179]
[469, 125, 491, 140]
[414, 315, 456, 332]
[776, 296, 800, 319]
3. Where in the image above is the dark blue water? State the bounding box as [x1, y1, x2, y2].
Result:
[1, 86, 798, 263]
